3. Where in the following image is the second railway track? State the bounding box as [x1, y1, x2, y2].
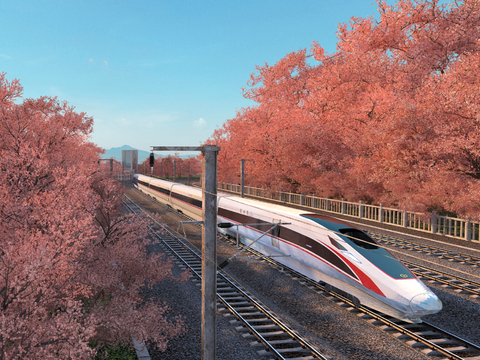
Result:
[404, 262, 480, 299]
[370, 233, 480, 267]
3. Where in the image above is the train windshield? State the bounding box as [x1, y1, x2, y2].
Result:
[338, 229, 415, 279]
[299, 215, 414, 279]
[339, 229, 379, 249]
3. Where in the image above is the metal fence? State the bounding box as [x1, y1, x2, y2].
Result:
[219, 182, 479, 242]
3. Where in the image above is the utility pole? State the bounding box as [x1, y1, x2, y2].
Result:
[240, 159, 254, 198]
[151, 145, 220, 360]
[174, 160, 176, 182]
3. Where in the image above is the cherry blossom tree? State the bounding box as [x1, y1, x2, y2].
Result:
[209, 0, 480, 220]
[0, 73, 187, 359]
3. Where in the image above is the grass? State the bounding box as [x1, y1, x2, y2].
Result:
[90, 341, 137, 360]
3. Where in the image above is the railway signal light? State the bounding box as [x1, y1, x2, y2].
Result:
[149, 152, 155, 167]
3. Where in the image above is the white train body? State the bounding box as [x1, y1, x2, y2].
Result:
[134, 174, 441, 323]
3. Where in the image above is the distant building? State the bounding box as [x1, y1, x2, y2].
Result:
[122, 150, 138, 173]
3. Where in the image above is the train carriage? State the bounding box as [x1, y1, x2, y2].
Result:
[134, 174, 441, 323]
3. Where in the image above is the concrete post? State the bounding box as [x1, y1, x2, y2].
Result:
[466, 221, 472, 241]
[342, 198, 346, 214]
[240, 159, 254, 198]
[432, 211, 437, 234]
[403, 211, 408, 228]
[241, 159, 245, 198]
[379, 204, 384, 223]
[359, 200, 364, 219]
[202, 145, 219, 360]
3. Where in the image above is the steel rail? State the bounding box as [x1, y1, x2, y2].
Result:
[422, 320, 480, 358]
[403, 261, 480, 298]
[123, 195, 329, 360]
[370, 233, 480, 266]
[349, 301, 476, 360]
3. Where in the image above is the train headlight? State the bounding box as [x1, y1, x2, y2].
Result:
[342, 251, 362, 264]
[409, 292, 442, 316]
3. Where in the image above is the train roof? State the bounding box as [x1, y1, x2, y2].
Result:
[220, 195, 307, 217]
[299, 213, 355, 232]
[135, 175, 355, 232]
[220, 195, 356, 231]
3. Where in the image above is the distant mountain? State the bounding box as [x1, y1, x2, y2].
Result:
[102, 145, 198, 163]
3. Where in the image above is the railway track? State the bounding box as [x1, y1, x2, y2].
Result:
[367, 231, 480, 297]
[369, 233, 480, 267]
[403, 262, 480, 299]
[123, 194, 329, 360]
[130, 190, 480, 360]
[318, 288, 480, 359]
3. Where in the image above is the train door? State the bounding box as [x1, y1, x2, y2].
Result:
[271, 219, 282, 249]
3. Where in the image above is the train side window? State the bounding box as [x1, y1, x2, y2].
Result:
[328, 236, 346, 251]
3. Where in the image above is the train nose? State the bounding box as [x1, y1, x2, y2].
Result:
[409, 292, 442, 316]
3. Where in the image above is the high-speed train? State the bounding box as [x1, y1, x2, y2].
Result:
[134, 174, 442, 323]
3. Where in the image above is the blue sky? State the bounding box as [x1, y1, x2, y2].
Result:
[1, 0, 378, 153]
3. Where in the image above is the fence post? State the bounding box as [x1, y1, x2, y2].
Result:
[466, 221, 472, 241]
[432, 211, 437, 234]
[359, 200, 364, 219]
[342, 199, 346, 214]
[379, 204, 384, 223]
[403, 211, 408, 228]
[327, 199, 331, 212]
[301, 193, 305, 206]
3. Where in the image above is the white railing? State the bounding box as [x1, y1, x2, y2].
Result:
[219, 183, 479, 242]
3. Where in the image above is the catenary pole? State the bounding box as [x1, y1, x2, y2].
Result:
[151, 146, 220, 360]
[201, 145, 218, 360]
